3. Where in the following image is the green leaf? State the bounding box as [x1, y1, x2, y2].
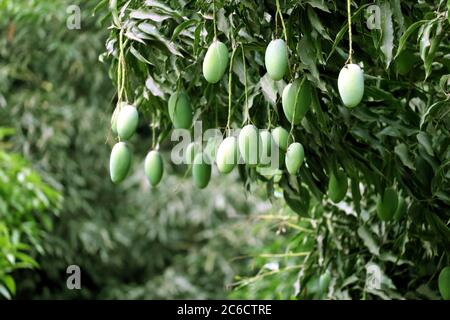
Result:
[357, 225, 380, 256]
[395, 143, 415, 170]
[171, 19, 197, 41]
[416, 132, 434, 156]
[394, 20, 429, 59]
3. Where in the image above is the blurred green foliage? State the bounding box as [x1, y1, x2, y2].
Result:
[0, 128, 61, 299]
[0, 0, 273, 299]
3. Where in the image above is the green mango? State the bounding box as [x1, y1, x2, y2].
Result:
[117, 104, 139, 140]
[319, 271, 331, 294]
[192, 153, 212, 189]
[238, 124, 261, 165]
[376, 187, 399, 221]
[271, 126, 291, 152]
[285, 142, 304, 175]
[168, 92, 193, 129]
[144, 150, 164, 187]
[185, 141, 199, 165]
[109, 142, 132, 184]
[265, 39, 288, 81]
[259, 130, 273, 167]
[282, 79, 312, 125]
[202, 41, 229, 84]
[111, 107, 119, 135]
[338, 64, 364, 108]
[393, 196, 407, 221]
[395, 50, 417, 76]
[438, 266, 450, 300]
[327, 169, 348, 203]
[216, 136, 238, 174]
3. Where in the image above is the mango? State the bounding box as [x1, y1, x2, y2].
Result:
[117, 104, 139, 140]
[439, 266, 450, 300]
[265, 39, 288, 81]
[144, 150, 164, 187]
[192, 153, 211, 189]
[109, 142, 132, 184]
[282, 79, 312, 124]
[338, 64, 364, 108]
[271, 126, 291, 152]
[168, 92, 193, 129]
[202, 41, 229, 84]
[285, 142, 304, 175]
[216, 136, 238, 174]
[376, 187, 398, 221]
[238, 124, 261, 165]
[328, 169, 348, 203]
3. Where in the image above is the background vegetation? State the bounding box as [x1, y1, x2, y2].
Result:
[0, 0, 448, 300]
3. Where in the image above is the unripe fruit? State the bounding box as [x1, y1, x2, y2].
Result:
[376, 187, 399, 221]
[438, 266, 450, 300]
[109, 142, 132, 184]
[216, 136, 238, 174]
[202, 41, 229, 84]
[282, 79, 312, 125]
[265, 39, 288, 81]
[285, 142, 304, 175]
[319, 271, 331, 294]
[168, 92, 193, 129]
[395, 50, 416, 76]
[259, 130, 273, 166]
[144, 150, 163, 187]
[271, 126, 291, 152]
[117, 104, 139, 140]
[111, 107, 119, 135]
[394, 197, 407, 221]
[185, 141, 198, 164]
[338, 64, 364, 108]
[192, 153, 212, 189]
[238, 124, 261, 165]
[327, 169, 348, 203]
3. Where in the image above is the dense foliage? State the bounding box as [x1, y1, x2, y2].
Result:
[0, 128, 61, 299]
[103, 0, 450, 299]
[0, 0, 272, 299]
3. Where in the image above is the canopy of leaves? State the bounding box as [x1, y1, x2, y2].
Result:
[103, 0, 450, 299]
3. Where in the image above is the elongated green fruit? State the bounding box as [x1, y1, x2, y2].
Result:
[109, 142, 132, 184]
[282, 79, 312, 124]
[394, 197, 407, 221]
[168, 92, 192, 129]
[117, 104, 139, 140]
[376, 187, 398, 221]
[438, 266, 450, 300]
[259, 130, 273, 166]
[338, 64, 364, 108]
[271, 126, 291, 152]
[144, 150, 163, 187]
[328, 169, 348, 203]
[238, 124, 261, 165]
[111, 107, 119, 135]
[216, 136, 238, 174]
[319, 271, 331, 294]
[265, 39, 288, 81]
[185, 141, 198, 165]
[192, 153, 212, 189]
[285, 142, 304, 175]
[202, 41, 229, 84]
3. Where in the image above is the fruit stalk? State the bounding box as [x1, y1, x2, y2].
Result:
[347, 0, 353, 64]
[226, 45, 238, 134]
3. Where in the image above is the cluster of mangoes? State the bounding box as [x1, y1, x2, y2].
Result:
[108, 36, 404, 218]
[110, 103, 163, 187]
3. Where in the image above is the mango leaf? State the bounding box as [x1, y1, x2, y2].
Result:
[357, 225, 380, 256]
[394, 20, 429, 59]
[394, 143, 415, 170]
